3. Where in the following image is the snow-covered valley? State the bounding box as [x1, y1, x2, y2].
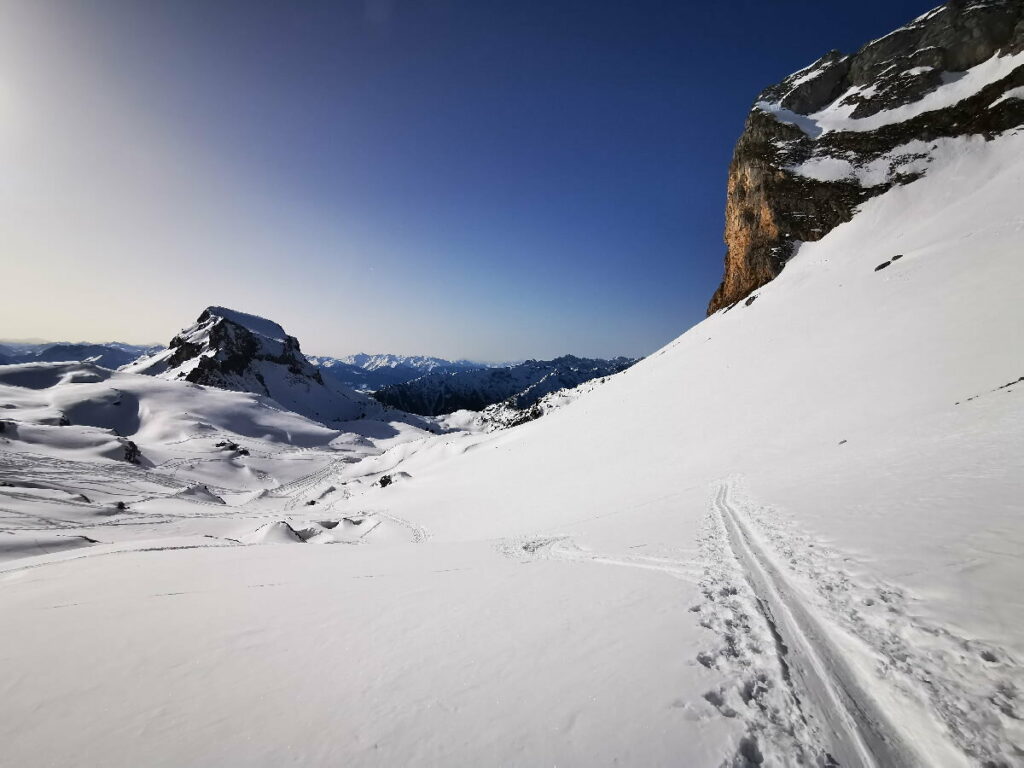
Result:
[3, 2, 1024, 765]
[2, 123, 1022, 765]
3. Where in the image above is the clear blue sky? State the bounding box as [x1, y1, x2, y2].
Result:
[0, 0, 933, 359]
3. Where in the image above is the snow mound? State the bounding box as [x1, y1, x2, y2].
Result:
[173, 484, 226, 505]
[242, 521, 305, 544]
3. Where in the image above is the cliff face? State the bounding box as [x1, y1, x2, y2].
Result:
[708, 0, 1024, 314]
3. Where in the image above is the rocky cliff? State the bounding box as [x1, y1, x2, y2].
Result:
[708, 0, 1024, 314]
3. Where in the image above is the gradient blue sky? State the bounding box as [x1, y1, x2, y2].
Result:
[1, 0, 933, 359]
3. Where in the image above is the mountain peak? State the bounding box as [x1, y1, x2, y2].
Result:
[125, 308, 379, 424]
[200, 307, 289, 344]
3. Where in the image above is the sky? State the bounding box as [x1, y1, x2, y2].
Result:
[0, 0, 935, 360]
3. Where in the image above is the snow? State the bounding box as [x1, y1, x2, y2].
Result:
[1, 129, 1023, 764]
[990, 85, 1024, 107]
[125, 306, 412, 426]
[204, 306, 288, 343]
[788, 136, 945, 186]
[761, 49, 1024, 136]
[306, 353, 496, 393]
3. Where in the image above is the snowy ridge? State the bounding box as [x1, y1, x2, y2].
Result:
[337, 353, 495, 373]
[202, 306, 288, 343]
[476, 376, 609, 431]
[307, 353, 495, 393]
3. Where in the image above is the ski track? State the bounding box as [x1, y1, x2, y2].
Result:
[372, 511, 431, 543]
[703, 478, 1024, 768]
[496, 534, 701, 581]
[4, 432, 1021, 767]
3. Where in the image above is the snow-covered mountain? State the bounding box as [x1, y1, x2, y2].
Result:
[372, 354, 637, 416]
[340, 353, 491, 373]
[307, 353, 498, 392]
[475, 377, 610, 431]
[124, 307, 386, 425]
[2, 3, 1024, 767]
[709, 0, 1024, 312]
[0, 342, 161, 369]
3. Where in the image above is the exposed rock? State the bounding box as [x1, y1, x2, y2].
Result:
[708, 0, 1024, 314]
[121, 439, 141, 464]
[476, 376, 611, 432]
[159, 307, 327, 392]
[124, 307, 379, 424]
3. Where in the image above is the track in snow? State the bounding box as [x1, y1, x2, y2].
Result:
[710, 482, 923, 768]
[496, 534, 700, 581]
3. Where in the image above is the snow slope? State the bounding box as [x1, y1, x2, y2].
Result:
[1, 133, 1022, 767]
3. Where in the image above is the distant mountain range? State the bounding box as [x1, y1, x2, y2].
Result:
[1, 330, 635, 425]
[0, 341, 162, 369]
[306, 353, 500, 392]
[373, 355, 638, 416]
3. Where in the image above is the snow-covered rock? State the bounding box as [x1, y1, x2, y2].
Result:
[476, 377, 608, 431]
[125, 307, 381, 424]
[709, 0, 1024, 313]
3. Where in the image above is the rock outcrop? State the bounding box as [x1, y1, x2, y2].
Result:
[708, 0, 1024, 314]
[125, 307, 374, 424]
